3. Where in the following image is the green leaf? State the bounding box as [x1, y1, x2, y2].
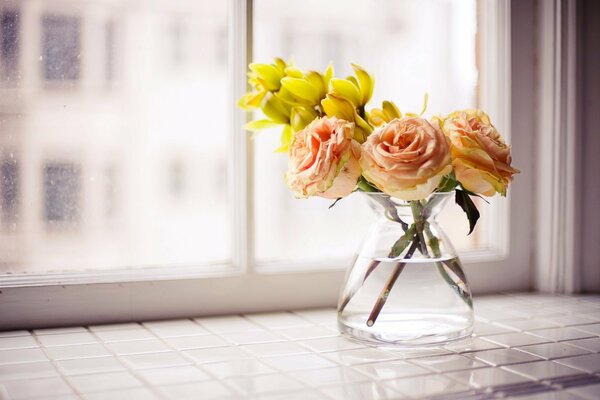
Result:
[437, 173, 459, 192]
[389, 226, 416, 258]
[243, 119, 282, 131]
[455, 189, 480, 235]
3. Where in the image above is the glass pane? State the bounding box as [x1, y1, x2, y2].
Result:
[253, 0, 486, 265]
[0, 1, 230, 274]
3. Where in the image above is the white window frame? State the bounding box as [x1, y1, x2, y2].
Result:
[0, 0, 538, 329]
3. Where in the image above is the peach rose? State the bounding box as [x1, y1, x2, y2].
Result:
[285, 117, 362, 199]
[360, 117, 452, 200]
[442, 110, 519, 196]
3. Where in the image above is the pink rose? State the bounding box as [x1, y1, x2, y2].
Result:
[285, 117, 362, 199]
[442, 110, 519, 196]
[360, 117, 452, 200]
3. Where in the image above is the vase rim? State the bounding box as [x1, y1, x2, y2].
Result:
[358, 191, 453, 202]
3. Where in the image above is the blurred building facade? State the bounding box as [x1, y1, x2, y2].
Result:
[0, 0, 230, 272]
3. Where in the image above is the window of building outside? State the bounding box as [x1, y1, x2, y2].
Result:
[42, 15, 80, 81]
[0, 0, 499, 287]
[1, 10, 19, 81]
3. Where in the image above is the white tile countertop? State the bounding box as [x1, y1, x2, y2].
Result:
[2, 293, 600, 400]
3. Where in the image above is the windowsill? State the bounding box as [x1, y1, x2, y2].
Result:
[1, 293, 600, 399]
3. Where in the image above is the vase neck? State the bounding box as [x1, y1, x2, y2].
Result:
[363, 192, 452, 222]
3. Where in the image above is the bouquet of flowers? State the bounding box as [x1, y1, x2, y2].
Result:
[239, 59, 519, 327]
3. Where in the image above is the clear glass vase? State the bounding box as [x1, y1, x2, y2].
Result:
[337, 192, 474, 346]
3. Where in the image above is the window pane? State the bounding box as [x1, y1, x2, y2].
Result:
[0, 1, 230, 274]
[253, 0, 487, 265]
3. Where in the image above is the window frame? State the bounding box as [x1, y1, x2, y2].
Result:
[0, 0, 537, 330]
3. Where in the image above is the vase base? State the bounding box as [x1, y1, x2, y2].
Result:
[337, 313, 473, 347]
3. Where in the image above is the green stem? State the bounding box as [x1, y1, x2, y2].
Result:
[410, 201, 429, 257]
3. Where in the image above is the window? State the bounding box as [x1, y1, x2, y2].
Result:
[1, 158, 18, 225]
[43, 163, 81, 226]
[253, 0, 484, 265]
[42, 15, 81, 81]
[0, 0, 536, 328]
[0, 9, 19, 81]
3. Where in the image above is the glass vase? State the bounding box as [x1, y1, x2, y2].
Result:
[337, 192, 474, 346]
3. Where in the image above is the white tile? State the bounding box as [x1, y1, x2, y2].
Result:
[0, 335, 38, 350]
[567, 383, 600, 400]
[0, 361, 58, 381]
[575, 324, 600, 335]
[94, 328, 154, 342]
[320, 382, 403, 400]
[0, 331, 30, 338]
[321, 348, 399, 366]
[292, 366, 369, 387]
[0, 377, 73, 400]
[443, 337, 503, 353]
[88, 323, 141, 332]
[243, 342, 311, 357]
[162, 334, 230, 352]
[352, 360, 430, 380]
[473, 321, 515, 336]
[245, 312, 313, 328]
[528, 327, 596, 342]
[293, 308, 337, 324]
[105, 339, 171, 355]
[515, 390, 586, 400]
[254, 390, 329, 400]
[481, 332, 552, 347]
[274, 326, 337, 341]
[384, 374, 470, 398]
[157, 381, 234, 400]
[121, 351, 191, 369]
[502, 360, 584, 380]
[221, 330, 283, 345]
[195, 316, 262, 334]
[412, 354, 487, 372]
[298, 337, 365, 353]
[136, 365, 210, 385]
[200, 359, 275, 378]
[67, 371, 142, 393]
[541, 315, 599, 327]
[143, 320, 209, 338]
[37, 332, 98, 347]
[384, 346, 453, 359]
[445, 367, 532, 388]
[45, 343, 111, 360]
[33, 326, 89, 335]
[568, 337, 600, 352]
[225, 374, 304, 396]
[0, 348, 48, 365]
[56, 356, 126, 375]
[497, 319, 561, 331]
[517, 342, 591, 360]
[554, 354, 600, 373]
[184, 346, 252, 364]
[468, 348, 543, 366]
[83, 387, 159, 400]
[261, 353, 337, 371]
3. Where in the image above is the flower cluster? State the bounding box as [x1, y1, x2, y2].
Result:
[239, 59, 519, 231]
